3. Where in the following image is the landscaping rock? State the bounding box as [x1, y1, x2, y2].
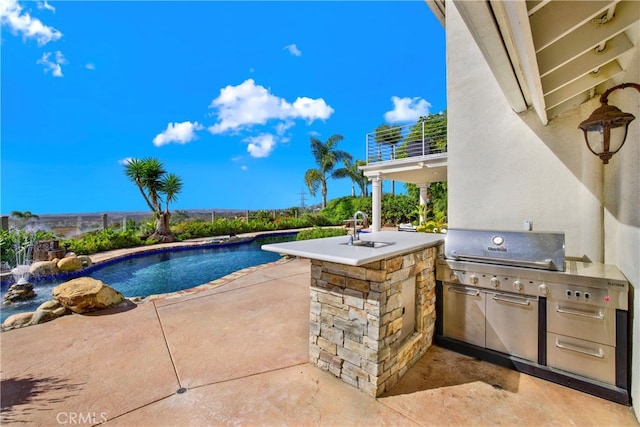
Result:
[53, 277, 125, 313]
[57, 256, 83, 272]
[77, 255, 93, 268]
[29, 310, 58, 325]
[2, 312, 34, 329]
[53, 306, 70, 316]
[30, 260, 60, 277]
[37, 299, 62, 311]
[3, 282, 36, 304]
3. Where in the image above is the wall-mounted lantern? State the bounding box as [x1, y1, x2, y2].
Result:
[578, 83, 640, 164]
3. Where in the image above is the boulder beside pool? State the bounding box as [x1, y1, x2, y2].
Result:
[53, 277, 125, 314]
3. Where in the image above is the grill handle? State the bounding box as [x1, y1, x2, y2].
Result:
[555, 340, 605, 358]
[492, 294, 531, 306]
[449, 253, 555, 270]
[447, 287, 480, 297]
[556, 306, 604, 320]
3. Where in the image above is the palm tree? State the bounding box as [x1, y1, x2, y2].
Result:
[304, 134, 353, 209]
[124, 157, 183, 243]
[334, 159, 369, 197]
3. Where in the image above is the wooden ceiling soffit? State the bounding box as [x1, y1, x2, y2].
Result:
[536, 1, 640, 76]
[544, 61, 623, 109]
[541, 32, 633, 94]
[530, 1, 620, 52]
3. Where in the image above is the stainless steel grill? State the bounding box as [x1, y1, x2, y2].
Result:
[435, 228, 630, 405]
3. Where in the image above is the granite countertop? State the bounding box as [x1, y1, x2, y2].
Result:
[261, 231, 444, 266]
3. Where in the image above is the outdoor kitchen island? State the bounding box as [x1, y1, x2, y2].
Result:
[262, 231, 444, 396]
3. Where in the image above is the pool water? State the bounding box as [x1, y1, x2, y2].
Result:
[0, 233, 296, 323]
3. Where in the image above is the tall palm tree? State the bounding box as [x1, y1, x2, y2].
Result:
[124, 157, 183, 243]
[334, 159, 369, 197]
[304, 134, 352, 209]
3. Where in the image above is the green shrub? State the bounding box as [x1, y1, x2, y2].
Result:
[170, 216, 316, 241]
[66, 229, 145, 255]
[296, 227, 346, 241]
[321, 196, 372, 224]
[381, 194, 417, 225]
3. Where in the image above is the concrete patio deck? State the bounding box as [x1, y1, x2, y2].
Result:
[1, 257, 638, 426]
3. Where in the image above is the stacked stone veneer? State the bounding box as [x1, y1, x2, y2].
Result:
[309, 245, 440, 397]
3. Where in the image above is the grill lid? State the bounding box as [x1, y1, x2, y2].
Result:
[444, 228, 565, 271]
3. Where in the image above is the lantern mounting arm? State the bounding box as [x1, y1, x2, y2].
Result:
[599, 83, 640, 105]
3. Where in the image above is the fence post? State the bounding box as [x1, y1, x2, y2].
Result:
[1, 216, 8, 231]
[211, 211, 216, 222]
[246, 210, 249, 221]
[102, 214, 108, 230]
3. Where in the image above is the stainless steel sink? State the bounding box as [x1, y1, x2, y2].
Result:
[340, 240, 393, 248]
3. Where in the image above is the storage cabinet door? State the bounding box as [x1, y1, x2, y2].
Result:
[443, 284, 485, 347]
[486, 293, 538, 361]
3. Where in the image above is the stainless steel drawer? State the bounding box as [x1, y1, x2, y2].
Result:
[546, 333, 616, 385]
[443, 284, 485, 348]
[486, 292, 538, 362]
[547, 301, 616, 346]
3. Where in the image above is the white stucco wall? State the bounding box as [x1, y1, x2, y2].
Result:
[447, 2, 639, 415]
[602, 49, 640, 415]
[446, 4, 604, 260]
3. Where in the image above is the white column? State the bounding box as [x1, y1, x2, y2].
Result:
[418, 183, 429, 224]
[371, 176, 382, 231]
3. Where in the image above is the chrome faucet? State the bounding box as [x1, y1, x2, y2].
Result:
[352, 211, 368, 241]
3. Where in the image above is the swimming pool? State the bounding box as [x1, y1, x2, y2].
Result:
[0, 233, 296, 323]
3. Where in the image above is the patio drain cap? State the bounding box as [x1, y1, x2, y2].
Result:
[176, 387, 187, 394]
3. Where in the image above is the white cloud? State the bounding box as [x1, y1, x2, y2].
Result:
[308, 130, 321, 137]
[384, 96, 431, 123]
[207, 79, 334, 135]
[284, 43, 302, 57]
[0, 0, 62, 46]
[245, 134, 276, 158]
[85, 63, 95, 70]
[119, 157, 134, 166]
[38, 1, 55, 12]
[231, 156, 243, 162]
[153, 121, 204, 147]
[240, 165, 248, 171]
[36, 51, 66, 77]
[275, 120, 294, 136]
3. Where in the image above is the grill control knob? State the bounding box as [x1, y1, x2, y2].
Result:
[490, 277, 500, 288]
[513, 280, 524, 291]
[539, 284, 550, 295]
[469, 275, 479, 285]
[450, 272, 460, 282]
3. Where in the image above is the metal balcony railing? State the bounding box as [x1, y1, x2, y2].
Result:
[365, 118, 447, 164]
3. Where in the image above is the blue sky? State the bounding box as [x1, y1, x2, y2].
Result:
[1, 0, 446, 214]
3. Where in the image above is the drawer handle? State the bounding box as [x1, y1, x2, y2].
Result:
[556, 306, 604, 320]
[492, 295, 530, 306]
[448, 288, 480, 297]
[555, 340, 605, 358]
